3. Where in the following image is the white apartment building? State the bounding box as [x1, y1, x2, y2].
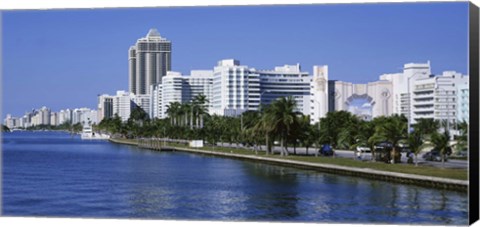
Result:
[39, 106, 51, 125]
[152, 70, 214, 119]
[98, 90, 153, 122]
[210, 59, 312, 117]
[150, 84, 163, 119]
[184, 70, 214, 108]
[97, 95, 114, 122]
[58, 109, 72, 125]
[256, 64, 312, 116]
[31, 114, 41, 126]
[412, 71, 468, 126]
[4, 114, 18, 129]
[112, 90, 135, 122]
[379, 62, 431, 123]
[50, 112, 59, 126]
[457, 82, 469, 123]
[133, 94, 151, 116]
[211, 59, 254, 116]
[129, 28, 172, 95]
[161, 71, 184, 118]
[71, 108, 98, 125]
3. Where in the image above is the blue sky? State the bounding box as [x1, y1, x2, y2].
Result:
[2, 2, 469, 118]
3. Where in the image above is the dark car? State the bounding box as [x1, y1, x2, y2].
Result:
[399, 146, 411, 153]
[319, 144, 334, 156]
[423, 150, 447, 162]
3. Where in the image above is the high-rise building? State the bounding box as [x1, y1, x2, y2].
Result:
[39, 106, 51, 125]
[152, 70, 214, 119]
[58, 109, 72, 125]
[183, 70, 214, 106]
[210, 59, 312, 117]
[150, 84, 163, 119]
[211, 59, 259, 116]
[50, 112, 59, 126]
[380, 62, 431, 125]
[4, 114, 18, 129]
[161, 71, 184, 119]
[310, 66, 329, 124]
[256, 64, 312, 117]
[113, 91, 135, 122]
[129, 28, 172, 95]
[457, 82, 469, 123]
[411, 71, 468, 125]
[133, 94, 151, 117]
[98, 95, 114, 122]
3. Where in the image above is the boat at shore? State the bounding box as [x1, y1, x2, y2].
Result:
[80, 125, 110, 140]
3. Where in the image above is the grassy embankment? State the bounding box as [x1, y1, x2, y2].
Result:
[111, 138, 467, 181]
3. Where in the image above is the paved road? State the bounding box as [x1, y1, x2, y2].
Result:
[215, 142, 468, 169]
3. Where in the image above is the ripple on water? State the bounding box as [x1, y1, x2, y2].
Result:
[1, 131, 469, 225]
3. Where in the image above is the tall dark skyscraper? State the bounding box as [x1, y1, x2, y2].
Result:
[129, 28, 172, 95]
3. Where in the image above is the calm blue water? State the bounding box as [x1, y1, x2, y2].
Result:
[2, 131, 468, 224]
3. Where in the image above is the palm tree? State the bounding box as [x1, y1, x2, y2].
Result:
[408, 130, 427, 166]
[351, 120, 374, 160]
[254, 107, 274, 155]
[431, 129, 451, 168]
[193, 94, 209, 128]
[298, 115, 316, 155]
[265, 96, 300, 156]
[179, 103, 190, 127]
[413, 118, 439, 140]
[166, 102, 181, 126]
[318, 111, 355, 148]
[337, 115, 361, 151]
[373, 114, 407, 164]
[456, 120, 468, 153]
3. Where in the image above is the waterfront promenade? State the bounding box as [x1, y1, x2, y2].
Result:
[109, 138, 468, 191]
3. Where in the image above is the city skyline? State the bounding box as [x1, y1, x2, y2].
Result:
[3, 2, 469, 118]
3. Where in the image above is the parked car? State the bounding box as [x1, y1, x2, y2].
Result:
[356, 146, 371, 153]
[399, 146, 411, 153]
[456, 150, 468, 157]
[319, 144, 334, 156]
[423, 150, 447, 162]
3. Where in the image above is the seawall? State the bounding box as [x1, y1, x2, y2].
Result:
[109, 138, 468, 192]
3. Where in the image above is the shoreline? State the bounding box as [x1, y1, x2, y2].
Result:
[109, 138, 468, 192]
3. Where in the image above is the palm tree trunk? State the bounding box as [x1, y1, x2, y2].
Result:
[190, 110, 193, 129]
[391, 147, 396, 164]
[196, 114, 200, 128]
[442, 150, 445, 168]
[280, 137, 284, 156]
[265, 133, 269, 155]
[415, 154, 418, 167]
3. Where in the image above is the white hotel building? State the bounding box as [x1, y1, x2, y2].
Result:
[98, 90, 152, 122]
[210, 59, 313, 117]
[378, 63, 469, 128]
[150, 70, 214, 119]
[143, 59, 469, 131]
[147, 59, 315, 119]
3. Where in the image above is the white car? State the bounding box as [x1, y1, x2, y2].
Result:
[357, 146, 371, 153]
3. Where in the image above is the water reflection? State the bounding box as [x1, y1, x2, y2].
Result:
[242, 163, 300, 220]
[2, 131, 468, 225]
